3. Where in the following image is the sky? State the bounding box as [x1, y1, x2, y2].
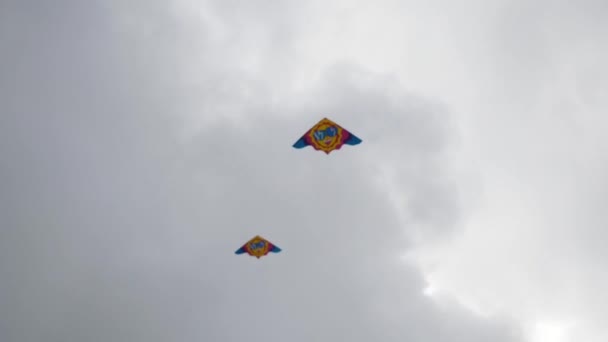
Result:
[1, 1, 606, 341]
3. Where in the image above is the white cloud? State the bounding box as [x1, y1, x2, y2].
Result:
[406, 1, 608, 341]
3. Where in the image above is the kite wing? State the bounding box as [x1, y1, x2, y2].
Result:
[293, 117, 361, 154]
[235, 235, 282, 259]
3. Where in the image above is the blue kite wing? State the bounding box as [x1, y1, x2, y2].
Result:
[292, 137, 308, 149]
[345, 133, 362, 145]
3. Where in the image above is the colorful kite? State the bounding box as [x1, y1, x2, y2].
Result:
[235, 235, 282, 259]
[292, 117, 362, 154]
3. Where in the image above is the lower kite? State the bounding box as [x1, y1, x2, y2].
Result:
[235, 235, 282, 259]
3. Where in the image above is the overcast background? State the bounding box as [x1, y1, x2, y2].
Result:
[1, 1, 606, 341]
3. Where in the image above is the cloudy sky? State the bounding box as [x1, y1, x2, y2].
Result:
[1, 1, 607, 341]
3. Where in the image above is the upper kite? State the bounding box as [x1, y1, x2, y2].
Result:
[292, 117, 362, 154]
[235, 235, 282, 259]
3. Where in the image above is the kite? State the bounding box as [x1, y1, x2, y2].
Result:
[292, 117, 362, 154]
[235, 235, 282, 259]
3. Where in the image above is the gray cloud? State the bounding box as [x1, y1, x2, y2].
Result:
[0, 1, 523, 341]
